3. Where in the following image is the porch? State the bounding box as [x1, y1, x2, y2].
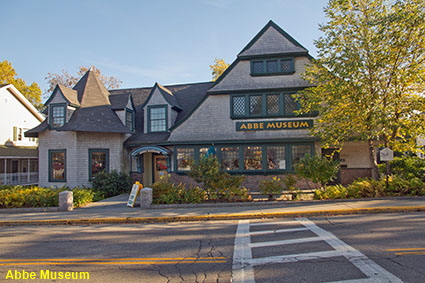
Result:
[0, 146, 39, 186]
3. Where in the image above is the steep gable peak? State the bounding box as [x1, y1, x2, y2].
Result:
[72, 68, 111, 107]
[238, 20, 308, 58]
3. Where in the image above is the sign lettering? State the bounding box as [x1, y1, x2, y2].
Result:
[236, 120, 313, 131]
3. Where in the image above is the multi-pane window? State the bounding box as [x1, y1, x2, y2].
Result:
[175, 144, 313, 173]
[50, 104, 66, 128]
[267, 146, 286, 170]
[249, 95, 262, 115]
[148, 106, 167, 132]
[251, 58, 294, 75]
[244, 146, 262, 170]
[292, 145, 312, 168]
[89, 149, 109, 180]
[232, 96, 246, 117]
[221, 147, 239, 170]
[231, 93, 301, 118]
[177, 148, 194, 171]
[125, 109, 134, 132]
[49, 150, 66, 182]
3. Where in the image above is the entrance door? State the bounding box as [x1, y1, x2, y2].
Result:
[154, 155, 168, 183]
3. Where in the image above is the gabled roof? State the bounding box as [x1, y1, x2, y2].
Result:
[73, 69, 111, 107]
[109, 92, 135, 110]
[238, 20, 308, 58]
[58, 105, 130, 133]
[57, 85, 80, 107]
[0, 84, 44, 122]
[141, 83, 183, 111]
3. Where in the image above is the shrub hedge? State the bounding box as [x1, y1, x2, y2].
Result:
[0, 185, 102, 208]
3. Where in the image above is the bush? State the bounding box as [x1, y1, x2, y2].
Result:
[0, 185, 99, 208]
[385, 155, 425, 181]
[189, 156, 247, 201]
[295, 154, 339, 189]
[151, 175, 205, 204]
[314, 184, 348, 200]
[347, 178, 385, 198]
[92, 170, 131, 198]
[259, 176, 284, 196]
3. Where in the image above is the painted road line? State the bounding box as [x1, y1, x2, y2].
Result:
[297, 217, 403, 283]
[246, 250, 344, 266]
[386, 248, 425, 251]
[249, 220, 300, 227]
[0, 257, 227, 266]
[394, 252, 425, 255]
[232, 219, 255, 283]
[326, 278, 380, 283]
[248, 227, 309, 236]
[249, 236, 322, 248]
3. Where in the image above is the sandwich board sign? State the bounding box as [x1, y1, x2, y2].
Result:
[127, 182, 143, 207]
[380, 148, 394, 162]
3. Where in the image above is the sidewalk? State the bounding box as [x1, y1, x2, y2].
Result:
[1, 194, 425, 226]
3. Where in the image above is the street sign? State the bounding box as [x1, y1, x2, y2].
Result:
[380, 148, 394, 161]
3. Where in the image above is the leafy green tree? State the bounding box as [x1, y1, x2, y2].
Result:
[0, 60, 43, 110]
[298, 0, 425, 179]
[45, 66, 122, 93]
[210, 58, 230, 81]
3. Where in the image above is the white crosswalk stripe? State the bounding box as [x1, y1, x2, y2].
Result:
[232, 217, 404, 283]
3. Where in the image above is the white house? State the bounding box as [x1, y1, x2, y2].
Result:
[0, 84, 44, 185]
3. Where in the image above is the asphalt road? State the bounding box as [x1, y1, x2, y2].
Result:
[0, 213, 424, 283]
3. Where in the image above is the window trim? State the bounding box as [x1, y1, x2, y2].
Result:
[147, 105, 168, 133]
[250, 57, 295, 76]
[48, 149, 66, 182]
[89, 149, 110, 181]
[230, 93, 303, 119]
[49, 103, 67, 129]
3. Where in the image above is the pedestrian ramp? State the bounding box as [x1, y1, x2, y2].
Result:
[232, 217, 403, 283]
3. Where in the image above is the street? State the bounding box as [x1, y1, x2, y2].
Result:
[0, 213, 424, 282]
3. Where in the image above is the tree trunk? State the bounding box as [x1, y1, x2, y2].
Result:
[368, 139, 379, 180]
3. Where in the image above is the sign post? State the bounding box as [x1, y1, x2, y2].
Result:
[127, 181, 143, 207]
[380, 148, 394, 190]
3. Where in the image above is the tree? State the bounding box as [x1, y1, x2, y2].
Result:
[45, 66, 122, 93]
[0, 60, 43, 110]
[298, 0, 425, 179]
[210, 58, 230, 81]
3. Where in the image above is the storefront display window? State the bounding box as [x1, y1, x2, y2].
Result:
[267, 146, 286, 170]
[89, 149, 109, 180]
[49, 150, 66, 182]
[177, 148, 194, 171]
[221, 147, 239, 170]
[244, 146, 262, 170]
[292, 145, 312, 167]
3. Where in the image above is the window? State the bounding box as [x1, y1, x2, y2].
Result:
[251, 58, 294, 75]
[221, 147, 239, 170]
[148, 105, 167, 132]
[292, 145, 312, 168]
[244, 146, 262, 170]
[89, 149, 109, 180]
[231, 93, 301, 118]
[176, 148, 194, 171]
[50, 104, 66, 128]
[49, 150, 66, 182]
[267, 146, 286, 170]
[125, 109, 135, 132]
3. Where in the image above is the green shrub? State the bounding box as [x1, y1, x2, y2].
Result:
[189, 155, 246, 201]
[314, 184, 347, 200]
[347, 178, 385, 198]
[0, 186, 100, 208]
[151, 175, 205, 204]
[259, 176, 284, 200]
[387, 155, 425, 181]
[295, 154, 339, 189]
[92, 170, 131, 198]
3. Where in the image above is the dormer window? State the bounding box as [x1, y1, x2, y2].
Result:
[251, 58, 295, 76]
[125, 109, 135, 132]
[148, 105, 167, 133]
[50, 104, 66, 128]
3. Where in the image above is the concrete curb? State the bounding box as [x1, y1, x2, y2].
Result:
[1, 206, 425, 226]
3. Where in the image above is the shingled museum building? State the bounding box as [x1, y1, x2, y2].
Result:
[27, 21, 373, 188]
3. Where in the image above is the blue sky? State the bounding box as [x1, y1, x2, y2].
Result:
[1, 0, 328, 99]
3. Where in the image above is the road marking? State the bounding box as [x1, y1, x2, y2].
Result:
[387, 247, 425, 251]
[395, 252, 425, 255]
[232, 220, 255, 283]
[232, 218, 404, 283]
[0, 257, 227, 266]
[249, 227, 309, 236]
[249, 236, 322, 248]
